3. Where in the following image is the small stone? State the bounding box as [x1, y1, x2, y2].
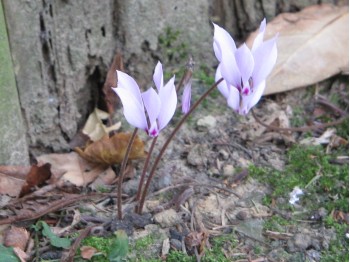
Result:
[170, 238, 182, 250]
[196, 115, 216, 130]
[236, 211, 248, 220]
[219, 149, 229, 160]
[223, 165, 234, 176]
[153, 209, 181, 228]
[208, 167, 220, 176]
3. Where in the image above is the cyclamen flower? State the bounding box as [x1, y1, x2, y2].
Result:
[213, 19, 278, 115]
[112, 62, 177, 137]
[181, 79, 192, 114]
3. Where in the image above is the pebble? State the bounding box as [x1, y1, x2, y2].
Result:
[223, 164, 234, 176]
[196, 115, 216, 130]
[153, 209, 181, 228]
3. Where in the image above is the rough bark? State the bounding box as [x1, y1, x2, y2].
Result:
[0, 1, 29, 165]
[3, 0, 118, 158]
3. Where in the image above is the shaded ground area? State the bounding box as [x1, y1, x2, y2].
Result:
[0, 75, 348, 262]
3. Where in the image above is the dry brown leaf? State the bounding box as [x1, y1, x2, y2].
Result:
[4, 226, 30, 250]
[13, 247, 29, 262]
[0, 173, 25, 197]
[19, 163, 51, 197]
[246, 4, 349, 95]
[37, 152, 110, 187]
[80, 246, 98, 260]
[75, 132, 147, 165]
[0, 166, 31, 179]
[83, 108, 121, 142]
[103, 51, 124, 115]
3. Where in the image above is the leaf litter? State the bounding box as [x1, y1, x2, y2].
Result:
[0, 5, 349, 261]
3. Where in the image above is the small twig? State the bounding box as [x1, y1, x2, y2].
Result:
[62, 226, 94, 262]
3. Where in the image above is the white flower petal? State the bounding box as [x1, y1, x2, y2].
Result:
[142, 87, 161, 129]
[252, 18, 266, 52]
[112, 87, 148, 130]
[213, 23, 236, 62]
[248, 80, 266, 110]
[116, 70, 143, 104]
[252, 35, 278, 86]
[153, 61, 164, 92]
[158, 76, 177, 130]
[215, 65, 229, 98]
[235, 44, 254, 84]
[220, 50, 241, 88]
[227, 86, 240, 112]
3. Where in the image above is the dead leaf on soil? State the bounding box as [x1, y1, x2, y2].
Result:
[19, 163, 52, 197]
[0, 172, 25, 197]
[103, 51, 124, 115]
[246, 4, 349, 95]
[82, 108, 121, 142]
[3, 226, 30, 251]
[37, 152, 113, 187]
[13, 247, 29, 262]
[80, 246, 98, 259]
[75, 132, 147, 165]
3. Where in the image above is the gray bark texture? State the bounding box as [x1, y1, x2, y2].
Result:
[1, 0, 340, 161]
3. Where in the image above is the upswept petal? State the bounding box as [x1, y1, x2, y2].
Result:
[248, 80, 266, 110]
[213, 23, 236, 62]
[112, 87, 148, 130]
[220, 50, 241, 88]
[252, 35, 278, 86]
[181, 80, 192, 114]
[153, 61, 164, 92]
[215, 65, 229, 99]
[141, 87, 161, 130]
[252, 18, 266, 52]
[158, 76, 177, 130]
[234, 44, 254, 84]
[116, 70, 143, 105]
[227, 86, 240, 112]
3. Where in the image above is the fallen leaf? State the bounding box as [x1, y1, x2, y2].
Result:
[246, 4, 349, 95]
[300, 128, 336, 145]
[83, 108, 121, 142]
[19, 163, 51, 197]
[13, 247, 29, 262]
[37, 152, 111, 187]
[0, 166, 31, 179]
[80, 246, 97, 260]
[4, 226, 30, 250]
[103, 51, 124, 115]
[0, 172, 25, 197]
[75, 132, 147, 165]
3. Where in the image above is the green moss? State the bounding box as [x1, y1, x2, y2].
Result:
[250, 145, 349, 212]
[81, 236, 115, 262]
[134, 234, 155, 251]
[263, 216, 292, 232]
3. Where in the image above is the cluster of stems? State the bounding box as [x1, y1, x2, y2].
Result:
[116, 65, 223, 219]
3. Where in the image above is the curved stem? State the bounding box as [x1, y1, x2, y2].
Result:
[137, 78, 224, 213]
[117, 128, 138, 219]
[134, 136, 158, 213]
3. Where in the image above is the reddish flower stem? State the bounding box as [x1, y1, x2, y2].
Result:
[117, 128, 138, 219]
[137, 78, 224, 214]
[134, 136, 158, 213]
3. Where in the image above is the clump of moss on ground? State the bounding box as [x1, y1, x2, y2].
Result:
[250, 145, 348, 212]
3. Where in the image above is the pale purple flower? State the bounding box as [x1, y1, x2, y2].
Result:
[112, 61, 177, 137]
[181, 79, 192, 114]
[213, 19, 278, 115]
